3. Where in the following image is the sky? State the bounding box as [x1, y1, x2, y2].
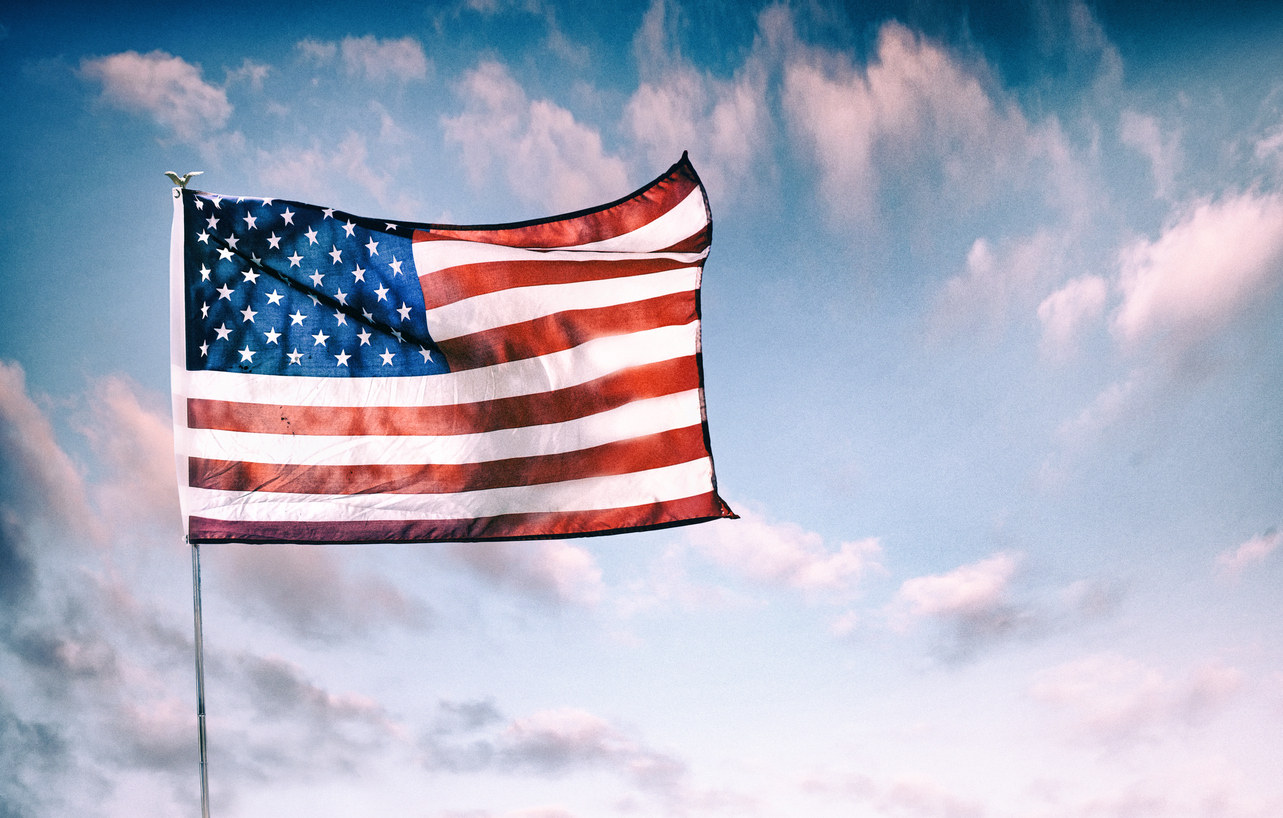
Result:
[2, 1, 1283, 816]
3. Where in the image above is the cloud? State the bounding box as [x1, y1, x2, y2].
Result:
[424, 702, 688, 799]
[1120, 110, 1182, 198]
[254, 131, 422, 216]
[1113, 191, 1283, 352]
[217, 544, 429, 640]
[896, 552, 1018, 621]
[225, 58, 270, 91]
[1031, 653, 1242, 743]
[341, 35, 430, 82]
[442, 61, 630, 214]
[802, 770, 984, 818]
[79, 50, 231, 141]
[448, 540, 604, 607]
[1037, 274, 1108, 360]
[623, 0, 775, 200]
[685, 506, 882, 596]
[782, 21, 1067, 222]
[930, 230, 1068, 340]
[1216, 529, 1281, 578]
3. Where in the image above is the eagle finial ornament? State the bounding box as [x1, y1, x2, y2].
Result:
[165, 171, 203, 188]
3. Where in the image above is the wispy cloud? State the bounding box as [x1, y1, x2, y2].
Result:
[1216, 529, 1281, 579]
[443, 61, 630, 214]
[448, 540, 605, 607]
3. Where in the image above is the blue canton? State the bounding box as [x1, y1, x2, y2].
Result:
[183, 191, 449, 377]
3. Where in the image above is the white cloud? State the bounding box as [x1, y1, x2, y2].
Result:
[685, 505, 882, 596]
[340, 35, 430, 82]
[623, 0, 775, 201]
[1031, 653, 1242, 743]
[1037, 274, 1108, 360]
[1120, 110, 1182, 198]
[443, 61, 630, 214]
[896, 552, 1018, 620]
[79, 50, 231, 142]
[1113, 191, 1283, 351]
[254, 131, 422, 216]
[449, 540, 605, 607]
[782, 21, 1062, 221]
[930, 230, 1067, 339]
[1216, 530, 1281, 578]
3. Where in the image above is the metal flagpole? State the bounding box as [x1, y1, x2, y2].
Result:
[190, 538, 211, 818]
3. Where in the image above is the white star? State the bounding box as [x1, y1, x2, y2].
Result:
[419, 347, 432, 363]
[261, 198, 274, 207]
[199, 341, 209, 357]
[266, 289, 284, 305]
[214, 323, 232, 340]
[216, 284, 234, 300]
[342, 220, 356, 237]
[397, 302, 412, 321]
[374, 284, 388, 301]
[242, 269, 259, 284]
[335, 350, 350, 366]
[329, 245, 342, 264]
[194, 198, 205, 210]
[380, 348, 395, 366]
[391, 329, 404, 343]
[309, 294, 320, 306]
[264, 328, 281, 344]
[352, 266, 366, 283]
[225, 234, 239, 250]
[199, 302, 210, 318]
[281, 208, 295, 226]
[287, 251, 303, 268]
[312, 330, 329, 346]
[217, 246, 234, 262]
[385, 223, 399, 232]
[199, 265, 211, 281]
[333, 310, 347, 327]
[210, 195, 222, 209]
[305, 226, 319, 245]
[240, 306, 257, 323]
[206, 215, 219, 229]
[310, 271, 324, 287]
[287, 348, 303, 365]
[243, 214, 257, 230]
[323, 208, 335, 219]
[389, 256, 403, 275]
[362, 309, 374, 322]
[357, 328, 372, 346]
[197, 231, 210, 244]
[238, 346, 256, 363]
[267, 233, 282, 249]
[334, 288, 348, 305]
[365, 238, 379, 256]
[250, 252, 262, 265]
[289, 310, 307, 326]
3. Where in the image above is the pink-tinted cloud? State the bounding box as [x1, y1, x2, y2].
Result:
[443, 61, 630, 214]
[448, 540, 604, 607]
[1216, 530, 1281, 578]
[1037, 274, 1108, 360]
[79, 50, 231, 141]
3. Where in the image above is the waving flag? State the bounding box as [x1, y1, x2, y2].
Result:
[170, 155, 735, 543]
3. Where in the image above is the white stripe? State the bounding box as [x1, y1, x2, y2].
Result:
[572, 187, 709, 252]
[181, 389, 703, 465]
[412, 240, 706, 277]
[425, 267, 700, 341]
[175, 322, 700, 407]
[185, 458, 716, 522]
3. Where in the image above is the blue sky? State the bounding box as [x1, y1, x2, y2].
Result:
[2, 1, 1283, 816]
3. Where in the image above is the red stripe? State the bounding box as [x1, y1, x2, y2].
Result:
[190, 424, 710, 495]
[188, 490, 736, 543]
[439, 291, 697, 371]
[187, 357, 700, 436]
[419, 256, 699, 311]
[412, 157, 703, 249]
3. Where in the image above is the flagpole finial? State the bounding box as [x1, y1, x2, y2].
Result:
[165, 171, 203, 189]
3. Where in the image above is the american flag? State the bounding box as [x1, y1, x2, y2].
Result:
[170, 155, 735, 543]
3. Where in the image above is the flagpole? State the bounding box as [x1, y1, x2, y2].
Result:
[190, 538, 211, 818]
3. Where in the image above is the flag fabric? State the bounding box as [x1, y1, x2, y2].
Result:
[170, 154, 735, 544]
